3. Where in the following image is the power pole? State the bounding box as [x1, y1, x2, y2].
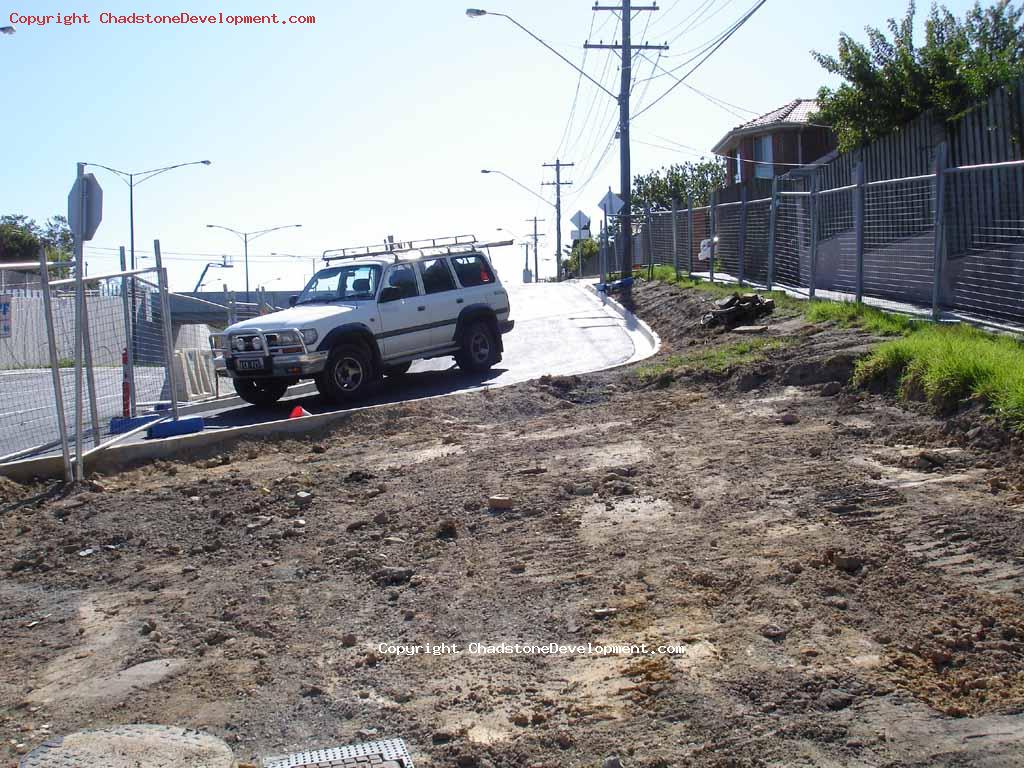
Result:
[542, 159, 574, 281]
[585, 2, 668, 279]
[526, 216, 545, 282]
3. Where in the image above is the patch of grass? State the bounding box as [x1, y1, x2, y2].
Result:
[636, 337, 790, 383]
[641, 266, 805, 312]
[805, 300, 920, 336]
[854, 323, 1024, 429]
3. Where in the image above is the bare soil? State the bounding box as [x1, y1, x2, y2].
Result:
[2, 280, 1024, 767]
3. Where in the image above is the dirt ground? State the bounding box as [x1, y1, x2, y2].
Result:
[2, 280, 1024, 767]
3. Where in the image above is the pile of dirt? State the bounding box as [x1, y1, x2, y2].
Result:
[0, 475, 28, 506]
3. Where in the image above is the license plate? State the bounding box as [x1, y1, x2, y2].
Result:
[237, 358, 265, 371]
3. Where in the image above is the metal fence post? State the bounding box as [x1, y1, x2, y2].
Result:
[39, 248, 73, 483]
[854, 161, 865, 303]
[738, 186, 748, 286]
[709, 191, 717, 283]
[154, 240, 180, 422]
[931, 143, 949, 320]
[119, 246, 137, 417]
[671, 198, 680, 280]
[767, 176, 779, 291]
[645, 205, 654, 280]
[809, 175, 819, 299]
[687, 194, 694, 277]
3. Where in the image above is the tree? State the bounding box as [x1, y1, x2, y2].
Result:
[812, 1, 1024, 152]
[0, 214, 73, 270]
[567, 237, 600, 275]
[631, 159, 727, 215]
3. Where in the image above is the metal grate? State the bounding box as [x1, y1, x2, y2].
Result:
[263, 738, 415, 768]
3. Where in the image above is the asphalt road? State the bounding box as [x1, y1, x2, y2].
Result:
[184, 281, 651, 431]
[0, 282, 652, 458]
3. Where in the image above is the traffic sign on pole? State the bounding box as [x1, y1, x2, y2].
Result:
[570, 210, 591, 229]
[571, 228, 591, 241]
[68, 173, 103, 241]
[599, 190, 624, 216]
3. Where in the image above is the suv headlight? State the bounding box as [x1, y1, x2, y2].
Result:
[301, 328, 318, 345]
[274, 330, 302, 346]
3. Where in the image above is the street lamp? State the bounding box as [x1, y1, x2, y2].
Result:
[481, 169, 553, 209]
[84, 159, 212, 271]
[271, 251, 318, 284]
[206, 224, 302, 303]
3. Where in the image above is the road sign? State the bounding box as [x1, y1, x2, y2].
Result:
[570, 210, 591, 229]
[68, 173, 103, 241]
[599, 190, 624, 216]
[572, 228, 591, 241]
[0, 295, 11, 338]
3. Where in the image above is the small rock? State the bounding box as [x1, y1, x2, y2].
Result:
[733, 325, 768, 334]
[355, 728, 378, 739]
[780, 413, 800, 426]
[555, 732, 574, 749]
[825, 596, 849, 610]
[760, 623, 788, 640]
[570, 483, 595, 496]
[592, 607, 618, 619]
[341, 633, 357, 647]
[602, 758, 623, 768]
[833, 553, 864, 573]
[437, 519, 459, 540]
[819, 689, 854, 711]
[295, 491, 313, 507]
[510, 712, 530, 727]
[374, 566, 415, 586]
[820, 381, 842, 397]
[510, 562, 527, 574]
[203, 628, 231, 646]
[300, 684, 325, 698]
[488, 495, 513, 510]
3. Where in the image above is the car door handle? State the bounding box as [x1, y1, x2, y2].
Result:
[456, 298, 464, 304]
[417, 306, 426, 311]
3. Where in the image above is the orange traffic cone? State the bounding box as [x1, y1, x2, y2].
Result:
[289, 405, 312, 419]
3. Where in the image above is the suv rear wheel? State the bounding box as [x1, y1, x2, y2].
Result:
[456, 320, 499, 373]
[316, 343, 376, 402]
[234, 378, 289, 406]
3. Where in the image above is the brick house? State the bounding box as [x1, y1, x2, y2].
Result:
[712, 99, 836, 186]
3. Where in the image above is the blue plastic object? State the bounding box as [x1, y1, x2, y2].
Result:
[108, 414, 164, 435]
[147, 417, 205, 439]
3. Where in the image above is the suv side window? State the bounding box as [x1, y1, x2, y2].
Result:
[451, 255, 495, 287]
[417, 258, 457, 294]
[385, 264, 420, 299]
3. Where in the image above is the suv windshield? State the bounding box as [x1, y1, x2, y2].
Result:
[296, 264, 381, 304]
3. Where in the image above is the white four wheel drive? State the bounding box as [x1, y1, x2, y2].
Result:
[209, 235, 514, 406]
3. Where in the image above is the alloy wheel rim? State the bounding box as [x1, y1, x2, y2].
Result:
[471, 332, 490, 362]
[335, 357, 364, 391]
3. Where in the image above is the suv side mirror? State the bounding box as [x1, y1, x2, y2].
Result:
[379, 286, 401, 303]
[288, 295, 298, 307]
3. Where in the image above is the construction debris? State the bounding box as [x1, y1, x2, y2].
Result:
[701, 293, 775, 329]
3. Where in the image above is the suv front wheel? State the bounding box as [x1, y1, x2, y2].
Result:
[456, 320, 499, 373]
[234, 378, 290, 406]
[316, 343, 376, 402]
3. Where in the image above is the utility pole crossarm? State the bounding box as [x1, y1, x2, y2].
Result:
[583, 42, 669, 50]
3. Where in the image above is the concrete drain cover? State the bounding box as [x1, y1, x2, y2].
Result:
[263, 738, 414, 767]
[19, 724, 235, 767]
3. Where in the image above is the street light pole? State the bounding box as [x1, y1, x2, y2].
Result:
[206, 224, 303, 303]
[84, 160, 212, 271]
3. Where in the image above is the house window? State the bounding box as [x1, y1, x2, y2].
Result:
[734, 151, 743, 184]
[753, 136, 773, 179]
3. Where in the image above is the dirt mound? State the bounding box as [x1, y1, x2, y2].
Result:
[0, 475, 27, 505]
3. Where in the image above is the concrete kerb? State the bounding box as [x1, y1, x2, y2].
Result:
[581, 281, 661, 358]
[2, 287, 660, 483]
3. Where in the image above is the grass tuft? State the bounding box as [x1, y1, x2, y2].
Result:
[636, 337, 789, 383]
[805, 300, 920, 336]
[854, 323, 1024, 429]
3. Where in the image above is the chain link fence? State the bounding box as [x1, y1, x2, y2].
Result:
[637, 150, 1024, 329]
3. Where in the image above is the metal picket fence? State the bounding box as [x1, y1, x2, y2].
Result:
[639, 145, 1024, 330]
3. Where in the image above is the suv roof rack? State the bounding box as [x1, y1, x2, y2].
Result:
[323, 234, 479, 263]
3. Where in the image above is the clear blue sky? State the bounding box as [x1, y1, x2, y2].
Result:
[1, 0, 976, 291]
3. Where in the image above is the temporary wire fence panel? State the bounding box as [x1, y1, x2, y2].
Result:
[743, 198, 772, 286]
[944, 163, 1024, 324]
[0, 269, 69, 463]
[862, 176, 936, 307]
[773, 192, 811, 293]
[714, 202, 741, 280]
[647, 212, 676, 269]
[691, 207, 711, 274]
[817, 186, 858, 296]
